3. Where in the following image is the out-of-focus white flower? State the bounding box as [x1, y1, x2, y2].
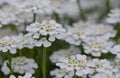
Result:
[0, 34, 36, 54]
[1, 57, 38, 75]
[83, 37, 114, 57]
[50, 46, 80, 63]
[111, 58, 120, 69]
[80, 0, 104, 10]
[56, 54, 93, 77]
[19, 0, 53, 14]
[88, 24, 116, 40]
[9, 73, 34, 78]
[26, 20, 66, 47]
[50, 68, 74, 78]
[110, 44, 120, 58]
[106, 8, 120, 24]
[90, 72, 120, 78]
[1, 61, 10, 75]
[64, 21, 91, 46]
[50, 0, 79, 18]
[0, 4, 21, 26]
[88, 59, 113, 74]
[10, 75, 16, 78]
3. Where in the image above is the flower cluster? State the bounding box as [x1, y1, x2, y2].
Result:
[26, 20, 66, 47]
[0, 0, 120, 78]
[106, 8, 120, 24]
[50, 46, 80, 63]
[0, 34, 35, 54]
[1, 57, 38, 75]
[56, 54, 118, 77]
[10, 73, 34, 78]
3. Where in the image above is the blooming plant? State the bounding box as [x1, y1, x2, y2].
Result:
[0, 0, 120, 78]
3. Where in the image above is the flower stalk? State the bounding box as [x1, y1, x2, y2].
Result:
[42, 47, 47, 78]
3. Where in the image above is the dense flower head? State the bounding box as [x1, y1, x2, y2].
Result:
[26, 20, 66, 47]
[56, 54, 117, 77]
[110, 44, 120, 58]
[106, 8, 120, 24]
[56, 54, 93, 77]
[88, 24, 116, 40]
[63, 21, 91, 45]
[0, 34, 36, 54]
[83, 37, 114, 57]
[19, 0, 53, 14]
[50, 46, 80, 63]
[50, 68, 74, 78]
[1, 57, 38, 75]
[10, 73, 35, 78]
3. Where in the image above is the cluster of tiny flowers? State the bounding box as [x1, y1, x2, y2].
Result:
[82, 37, 114, 57]
[63, 21, 91, 45]
[0, 0, 54, 27]
[1, 57, 38, 75]
[26, 20, 66, 47]
[50, 46, 80, 63]
[63, 21, 116, 46]
[110, 44, 120, 58]
[56, 54, 118, 77]
[19, 0, 53, 14]
[10, 73, 35, 78]
[106, 8, 120, 24]
[56, 54, 92, 77]
[0, 0, 120, 78]
[50, 68, 74, 78]
[0, 34, 36, 54]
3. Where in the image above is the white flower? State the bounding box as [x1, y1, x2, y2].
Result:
[34, 37, 52, 47]
[20, 0, 53, 14]
[106, 8, 120, 24]
[50, 46, 80, 63]
[26, 20, 66, 47]
[56, 54, 92, 77]
[64, 21, 91, 45]
[88, 59, 113, 74]
[0, 34, 36, 54]
[110, 44, 120, 58]
[1, 57, 38, 75]
[18, 73, 35, 78]
[10, 75, 16, 78]
[88, 24, 116, 40]
[9, 73, 34, 78]
[90, 72, 120, 78]
[111, 57, 120, 69]
[1, 61, 10, 75]
[50, 68, 74, 78]
[83, 37, 114, 57]
[50, 0, 79, 18]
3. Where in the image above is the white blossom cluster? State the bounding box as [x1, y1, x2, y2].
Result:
[0, 0, 120, 78]
[56, 54, 119, 78]
[10, 73, 35, 78]
[26, 20, 66, 47]
[0, 34, 35, 54]
[1, 57, 38, 75]
[63, 21, 116, 46]
[50, 46, 80, 63]
[106, 8, 120, 24]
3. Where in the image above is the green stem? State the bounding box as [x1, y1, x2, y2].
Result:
[7, 52, 13, 74]
[42, 47, 46, 78]
[77, 0, 87, 20]
[106, 0, 110, 13]
[74, 70, 77, 78]
[33, 13, 37, 23]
